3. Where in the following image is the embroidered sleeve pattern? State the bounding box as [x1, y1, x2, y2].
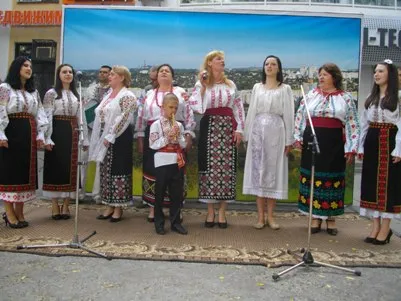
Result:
[183, 100, 196, 138]
[343, 94, 360, 154]
[35, 90, 49, 142]
[391, 104, 401, 157]
[105, 94, 137, 144]
[357, 109, 369, 154]
[43, 89, 56, 145]
[0, 84, 10, 140]
[134, 95, 146, 138]
[188, 82, 205, 114]
[294, 96, 307, 142]
[232, 88, 245, 133]
[149, 122, 168, 150]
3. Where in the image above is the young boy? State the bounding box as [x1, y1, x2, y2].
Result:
[149, 93, 188, 235]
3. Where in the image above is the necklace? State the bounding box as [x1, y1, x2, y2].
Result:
[154, 86, 173, 108]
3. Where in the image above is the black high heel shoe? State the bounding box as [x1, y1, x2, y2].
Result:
[373, 230, 393, 245]
[311, 218, 322, 234]
[326, 219, 338, 236]
[204, 214, 215, 228]
[110, 211, 123, 223]
[364, 236, 376, 243]
[2, 213, 23, 229]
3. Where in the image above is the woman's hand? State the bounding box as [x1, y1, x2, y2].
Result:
[393, 156, 401, 164]
[185, 134, 192, 152]
[357, 153, 363, 161]
[199, 70, 208, 88]
[181, 92, 189, 102]
[344, 153, 355, 165]
[284, 145, 292, 157]
[233, 132, 242, 148]
[45, 144, 53, 151]
[293, 140, 303, 150]
[0, 140, 8, 148]
[37, 140, 45, 149]
[103, 139, 110, 147]
[137, 137, 143, 154]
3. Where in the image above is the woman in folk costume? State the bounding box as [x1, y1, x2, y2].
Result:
[243, 55, 294, 230]
[89, 65, 137, 222]
[135, 64, 195, 222]
[358, 60, 401, 245]
[42, 64, 89, 220]
[0, 56, 48, 228]
[188, 50, 245, 229]
[294, 63, 360, 236]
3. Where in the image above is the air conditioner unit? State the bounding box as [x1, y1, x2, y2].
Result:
[36, 46, 54, 60]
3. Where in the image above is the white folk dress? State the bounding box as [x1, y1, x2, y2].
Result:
[243, 83, 294, 199]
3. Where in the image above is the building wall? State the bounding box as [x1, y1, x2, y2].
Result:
[0, 0, 12, 80]
[8, 0, 62, 65]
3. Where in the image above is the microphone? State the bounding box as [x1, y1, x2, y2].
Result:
[76, 71, 83, 81]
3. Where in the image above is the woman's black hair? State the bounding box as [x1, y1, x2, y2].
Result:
[157, 64, 175, 79]
[54, 64, 80, 100]
[5, 56, 35, 92]
[364, 61, 399, 111]
[261, 55, 283, 85]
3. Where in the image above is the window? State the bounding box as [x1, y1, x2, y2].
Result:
[15, 43, 32, 59]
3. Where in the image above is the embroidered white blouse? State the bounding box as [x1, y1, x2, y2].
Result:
[358, 100, 401, 157]
[149, 117, 186, 168]
[135, 86, 196, 138]
[188, 80, 245, 133]
[88, 87, 137, 162]
[294, 88, 360, 154]
[43, 88, 89, 146]
[0, 83, 48, 141]
[244, 83, 294, 146]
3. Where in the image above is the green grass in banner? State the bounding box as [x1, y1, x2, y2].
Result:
[86, 142, 354, 205]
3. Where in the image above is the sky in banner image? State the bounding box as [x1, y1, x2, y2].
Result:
[63, 8, 361, 201]
[63, 8, 361, 71]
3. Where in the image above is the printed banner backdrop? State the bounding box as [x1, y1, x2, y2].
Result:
[63, 7, 362, 203]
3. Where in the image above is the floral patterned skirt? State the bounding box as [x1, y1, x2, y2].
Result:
[298, 126, 345, 217]
[198, 114, 237, 203]
[100, 125, 133, 207]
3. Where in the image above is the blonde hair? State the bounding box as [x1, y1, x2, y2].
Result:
[163, 92, 179, 105]
[112, 65, 131, 88]
[200, 50, 231, 87]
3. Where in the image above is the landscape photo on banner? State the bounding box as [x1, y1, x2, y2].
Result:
[62, 7, 362, 202]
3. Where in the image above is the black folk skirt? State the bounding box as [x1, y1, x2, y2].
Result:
[360, 122, 401, 214]
[198, 114, 237, 202]
[100, 125, 133, 207]
[0, 113, 37, 194]
[298, 125, 346, 217]
[43, 115, 78, 193]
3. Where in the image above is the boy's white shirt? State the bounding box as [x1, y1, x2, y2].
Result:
[149, 117, 186, 168]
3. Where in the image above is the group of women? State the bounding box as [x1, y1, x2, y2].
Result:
[0, 52, 400, 245]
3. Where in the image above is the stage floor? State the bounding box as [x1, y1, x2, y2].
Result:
[1, 200, 400, 267]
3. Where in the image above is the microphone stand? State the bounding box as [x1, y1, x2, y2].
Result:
[272, 86, 360, 280]
[17, 75, 110, 260]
